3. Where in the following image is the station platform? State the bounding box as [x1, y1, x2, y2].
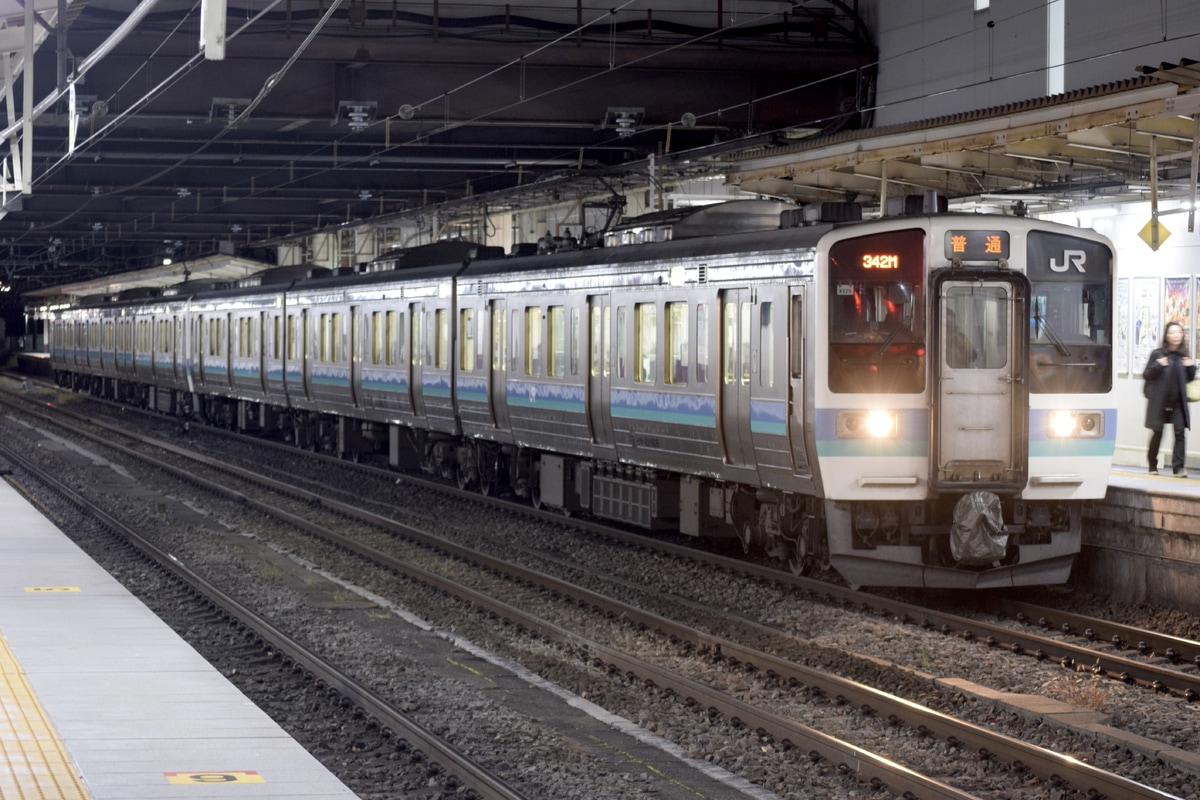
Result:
[0, 474, 358, 800]
[1076, 465, 1200, 614]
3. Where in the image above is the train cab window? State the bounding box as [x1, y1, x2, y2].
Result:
[635, 303, 657, 383]
[459, 309, 475, 372]
[760, 302, 775, 388]
[666, 301, 688, 384]
[828, 229, 926, 394]
[548, 305, 565, 377]
[524, 307, 542, 376]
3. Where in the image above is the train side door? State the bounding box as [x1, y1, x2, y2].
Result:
[933, 274, 1028, 491]
[718, 289, 755, 466]
[788, 284, 810, 473]
[587, 294, 614, 447]
[409, 302, 426, 418]
[488, 298, 510, 430]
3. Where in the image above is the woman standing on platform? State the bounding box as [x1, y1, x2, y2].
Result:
[1143, 321, 1195, 476]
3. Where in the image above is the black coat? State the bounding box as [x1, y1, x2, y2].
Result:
[1143, 347, 1196, 430]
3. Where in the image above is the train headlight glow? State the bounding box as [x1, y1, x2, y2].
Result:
[836, 409, 900, 438]
[1046, 410, 1104, 438]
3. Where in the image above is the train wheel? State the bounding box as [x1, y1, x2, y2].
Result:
[739, 520, 756, 554]
[476, 443, 500, 496]
[456, 465, 472, 491]
[787, 539, 814, 576]
[530, 486, 543, 510]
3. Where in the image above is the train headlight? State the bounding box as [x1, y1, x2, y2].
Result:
[837, 409, 900, 438]
[1046, 410, 1104, 438]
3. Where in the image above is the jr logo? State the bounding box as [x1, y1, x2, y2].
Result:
[1050, 250, 1087, 273]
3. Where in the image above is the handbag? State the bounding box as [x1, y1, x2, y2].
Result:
[1189, 379, 1200, 403]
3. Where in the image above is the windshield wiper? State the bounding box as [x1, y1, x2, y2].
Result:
[1033, 312, 1072, 357]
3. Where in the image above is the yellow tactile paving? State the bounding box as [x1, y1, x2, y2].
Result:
[0, 631, 90, 800]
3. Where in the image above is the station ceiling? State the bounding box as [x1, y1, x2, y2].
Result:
[0, 0, 876, 285]
[4, 4, 1200, 295]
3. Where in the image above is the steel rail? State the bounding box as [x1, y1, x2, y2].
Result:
[6, 397, 1184, 800]
[0, 438, 532, 800]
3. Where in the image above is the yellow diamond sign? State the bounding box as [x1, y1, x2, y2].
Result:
[1139, 218, 1171, 250]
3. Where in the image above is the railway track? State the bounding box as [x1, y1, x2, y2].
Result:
[0, 381, 1193, 799]
[0, 438, 532, 800]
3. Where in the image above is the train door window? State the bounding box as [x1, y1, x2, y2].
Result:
[475, 308, 486, 369]
[790, 294, 803, 379]
[410, 309, 423, 367]
[459, 308, 475, 372]
[510, 309, 520, 372]
[286, 314, 298, 360]
[666, 301, 688, 385]
[434, 308, 449, 369]
[548, 305, 565, 377]
[723, 303, 737, 385]
[332, 313, 343, 363]
[318, 314, 329, 362]
[760, 302, 775, 388]
[616, 306, 628, 378]
[696, 304, 708, 383]
[386, 311, 399, 366]
[524, 306, 543, 376]
[590, 306, 602, 377]
[249, 316, 257, 358]
[740, 302, 752, 384]
[569, 307, 580, 376]
[491, 303, 506, 370]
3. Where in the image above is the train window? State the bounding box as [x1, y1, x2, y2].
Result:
[1026, 231, 1113, 394]
[570, 308, 580, 376]
[209, 318, 223, 357]
[491, 304, 506, 371]
[828, 229, 926, 394]
[434, 308, 449, 369]
[760, 302, 774, 388]
[666, 302, 688, 385]
[371, 311, 383, 365]
[287, 314, 298, 361]
[459, 309, 475, 372]
[635, 303, 657, 383]
[548, 306, 565, 377]
[524, 307, 542, 376]
[696, 304, 708, 384]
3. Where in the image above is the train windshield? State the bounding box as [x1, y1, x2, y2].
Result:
[1026, 231, 1113, 394]
[827, 229, 926, 393]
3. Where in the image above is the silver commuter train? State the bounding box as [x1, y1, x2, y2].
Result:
[47, 201, 1116, 589]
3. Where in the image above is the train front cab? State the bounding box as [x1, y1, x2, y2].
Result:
[816, 218, 1115, 589]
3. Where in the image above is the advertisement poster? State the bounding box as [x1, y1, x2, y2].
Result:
[1116, 278, 1129, 375]
[1132, 277, 1161, 372]
[1165, 277, 1191, 353]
